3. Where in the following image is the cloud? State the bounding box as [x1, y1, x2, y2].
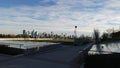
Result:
[0, 0, 120, 36]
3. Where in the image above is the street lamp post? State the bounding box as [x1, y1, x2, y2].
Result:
[74, 26, 78, 46]
[74, 26, 77, 38]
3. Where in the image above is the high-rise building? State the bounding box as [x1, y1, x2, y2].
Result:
[31, 30, 35, 38]
[23, 30, 26, 37]
[27, 31, 31, 36]
[34, 31, 38, 38]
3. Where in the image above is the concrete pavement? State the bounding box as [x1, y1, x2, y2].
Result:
[0, 43, 93, 68]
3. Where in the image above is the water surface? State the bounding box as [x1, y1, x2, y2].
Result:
[0, 40, 59, 49]
[88, 42, 120, 54]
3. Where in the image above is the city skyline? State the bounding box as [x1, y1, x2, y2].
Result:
[0, 0, 120, 36]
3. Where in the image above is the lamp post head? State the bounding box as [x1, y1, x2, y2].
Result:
[75, 26, 77, 28]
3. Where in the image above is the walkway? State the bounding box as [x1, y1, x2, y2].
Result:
[0, 43, 93, 68]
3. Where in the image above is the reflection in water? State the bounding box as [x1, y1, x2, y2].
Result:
[0, 40, 58, 49]
[89, 42, 120, 54]
[96, 44, 103, 54]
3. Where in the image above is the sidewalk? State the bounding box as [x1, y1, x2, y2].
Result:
[0, 43, 93, 68]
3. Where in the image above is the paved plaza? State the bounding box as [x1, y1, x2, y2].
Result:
[0, 44, 92, 68]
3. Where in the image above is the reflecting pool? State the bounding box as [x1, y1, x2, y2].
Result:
[0, 40, 59, 49]
[88, 42, 120, 54]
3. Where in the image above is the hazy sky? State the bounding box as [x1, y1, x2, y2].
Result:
[0, 0, 120, 36]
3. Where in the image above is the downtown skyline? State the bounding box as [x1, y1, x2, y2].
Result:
[0, 0, 120, 36]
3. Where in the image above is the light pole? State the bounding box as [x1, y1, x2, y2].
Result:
[74, 26, 77, 46]
[74, 26, 77, 38]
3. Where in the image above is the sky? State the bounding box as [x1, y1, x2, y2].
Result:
[0, 0, 120, 36]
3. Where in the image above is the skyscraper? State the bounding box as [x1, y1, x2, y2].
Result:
[23, 30, 26, 37]
[31, 30, 35, 38]
[34, 31, 38, 38]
